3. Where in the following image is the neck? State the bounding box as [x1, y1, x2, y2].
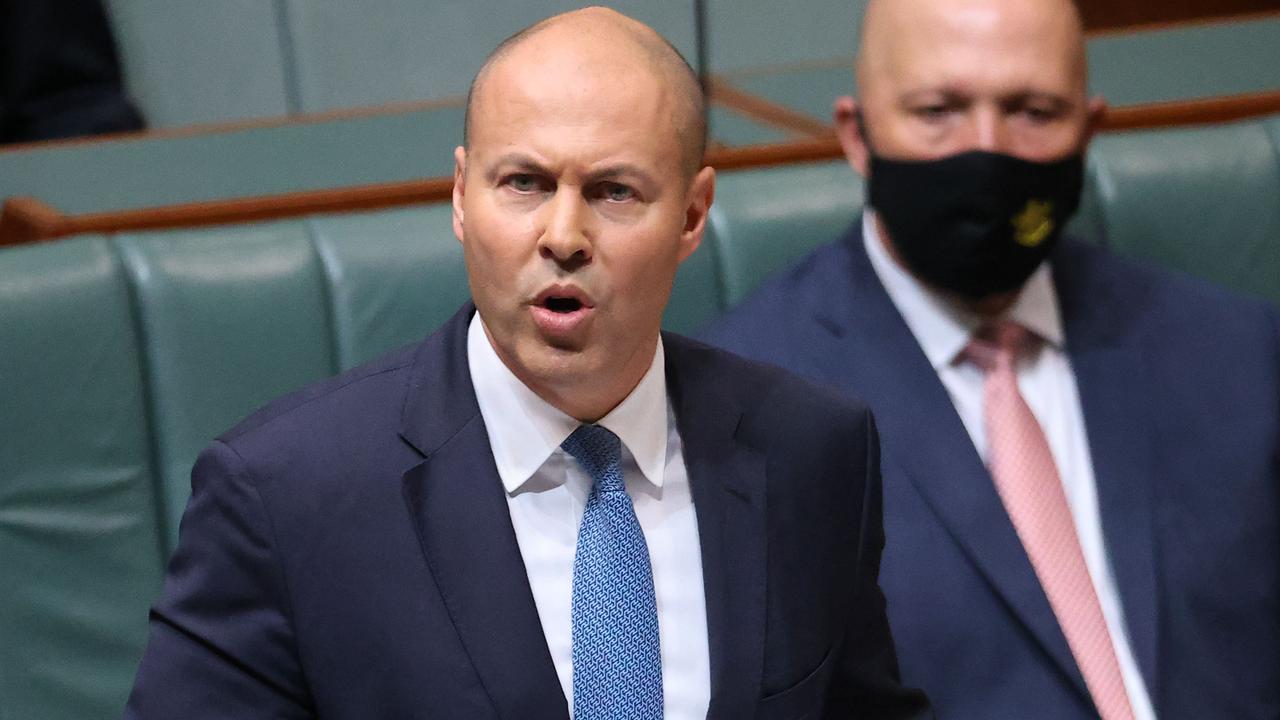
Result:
[537, 378, 638, 424]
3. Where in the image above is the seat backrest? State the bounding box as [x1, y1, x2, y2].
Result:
[1086, 16, 1280, 106]
[706, 159, 864, 307]
[104, 0, 292, 126]
[280, 0, 699, 114]
[1089, 117, 1280, 304]
[115, 223, 338, 550]
[0, 236, 164, 720]
[310, 204, 469, 370]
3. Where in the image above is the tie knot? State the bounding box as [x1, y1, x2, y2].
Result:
[963, 320, 1036, 372]
[561, 425, 625, 493]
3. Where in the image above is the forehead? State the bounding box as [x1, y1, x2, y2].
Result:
[468, 37, 683, 172]
[873, 0, 1083, 98]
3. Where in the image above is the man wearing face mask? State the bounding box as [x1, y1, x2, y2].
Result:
[705, 0, 1280, 718]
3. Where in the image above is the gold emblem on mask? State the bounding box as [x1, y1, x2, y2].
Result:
[1011, 200, 1054, 247]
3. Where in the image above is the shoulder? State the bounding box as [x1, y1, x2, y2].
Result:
[664, 333, 874, 450]
[1058, 238, 1279, 344]
[217, 340, 422, 455]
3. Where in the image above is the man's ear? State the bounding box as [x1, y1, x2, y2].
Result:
[1082, 95, 1108, 147]
[677, 165, 716, 263]
[451, 146, 467, 244]
[833, 96, 870, 178]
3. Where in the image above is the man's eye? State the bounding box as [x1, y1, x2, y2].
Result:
[505, 174, 543, 193]
[913, 105, 951, 121]
[599, 182, 635, 202]
[1021, 106, 1056, 122]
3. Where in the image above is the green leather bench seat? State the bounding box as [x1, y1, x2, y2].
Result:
[310, 205, 468, 370]
[115, 224, 339, 551]
[0, 237, 164, 720]
[0, 102, 781, 219]
[0, 106, 464, 216]
[1, 115, 1278, 720]
[1086, 16, 1280, 107]
[103, 0, 1278, 131]
[1088, 118, 1280, 302]
[9, 9, 1273, 220]
[710, 15, 1280, 125]
[105, 0, 293, 127]
[706, 160, 863, 306]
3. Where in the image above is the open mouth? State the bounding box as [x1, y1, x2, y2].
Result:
[543, 296, 584, 314]
[534, 285, 594, 313]
[531, 285, 594, 337]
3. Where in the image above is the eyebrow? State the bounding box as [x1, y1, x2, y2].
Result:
[900, 87, 1075, 109]
[483, 152, 546, 181]
[484, 154, 658, 188]
[584, 163, 657, 189]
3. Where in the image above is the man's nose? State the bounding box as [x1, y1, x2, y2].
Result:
[972, 108, 1012, 154]
[538, 190, 593, 267]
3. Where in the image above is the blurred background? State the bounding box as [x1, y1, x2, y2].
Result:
[0, 2, 1277, 719]
[1, 0, 1277, 224]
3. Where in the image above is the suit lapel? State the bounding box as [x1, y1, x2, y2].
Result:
[805, 225, 1092, 700]
[665, 336, 769, 720]
[399, 304, 568, 720]
[1055, 244, 1161, 702]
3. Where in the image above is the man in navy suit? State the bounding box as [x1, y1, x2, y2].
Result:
[707, 0, 1280, 718]
[1, 0, 144, 144]
[124, 8, 929, 719]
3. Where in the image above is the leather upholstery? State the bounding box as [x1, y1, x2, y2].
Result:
[707, 160, 864, 307]
[97, 3, 1279, 129]
[0, 115, 1277, 719]
[115, 223, 337, 549]
[310, 205, 468, 369]
[0, 236, 164, 720]
[1089, 121, 1280, 305]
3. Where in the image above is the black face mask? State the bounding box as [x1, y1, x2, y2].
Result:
[867, 148, 1085, 301]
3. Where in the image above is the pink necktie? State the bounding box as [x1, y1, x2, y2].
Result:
[964, 321, 1135, 720]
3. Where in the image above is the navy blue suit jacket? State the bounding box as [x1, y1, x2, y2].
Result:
[126, 304, 931, 719]
[705, 221, 1280, 719]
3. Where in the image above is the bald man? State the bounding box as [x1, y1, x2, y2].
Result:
[124, 8, 930, 720]
[707, 0, 1280, 718]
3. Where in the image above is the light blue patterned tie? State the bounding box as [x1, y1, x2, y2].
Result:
[562, 424, 663, 720]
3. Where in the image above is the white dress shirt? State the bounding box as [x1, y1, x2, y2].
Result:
[863, 211, 1157, 720]
[466, 313, 710, 719]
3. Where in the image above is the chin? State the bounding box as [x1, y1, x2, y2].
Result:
[514, 342, 598, 388]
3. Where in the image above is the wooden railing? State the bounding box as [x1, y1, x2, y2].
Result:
[2, 89, 1278, 248]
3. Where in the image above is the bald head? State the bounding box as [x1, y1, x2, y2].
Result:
[838, 0, 1097, 166]
[857, 0, 1087, 94]
[464, 7, 707, 177]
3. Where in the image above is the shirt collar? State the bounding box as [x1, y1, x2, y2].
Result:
[862, 210, 1064, 370]
[466, 312, 669, 495]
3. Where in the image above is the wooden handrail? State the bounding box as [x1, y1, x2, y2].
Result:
[3, 90, 1278, 248]
[1101, 91, 1280, 131]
